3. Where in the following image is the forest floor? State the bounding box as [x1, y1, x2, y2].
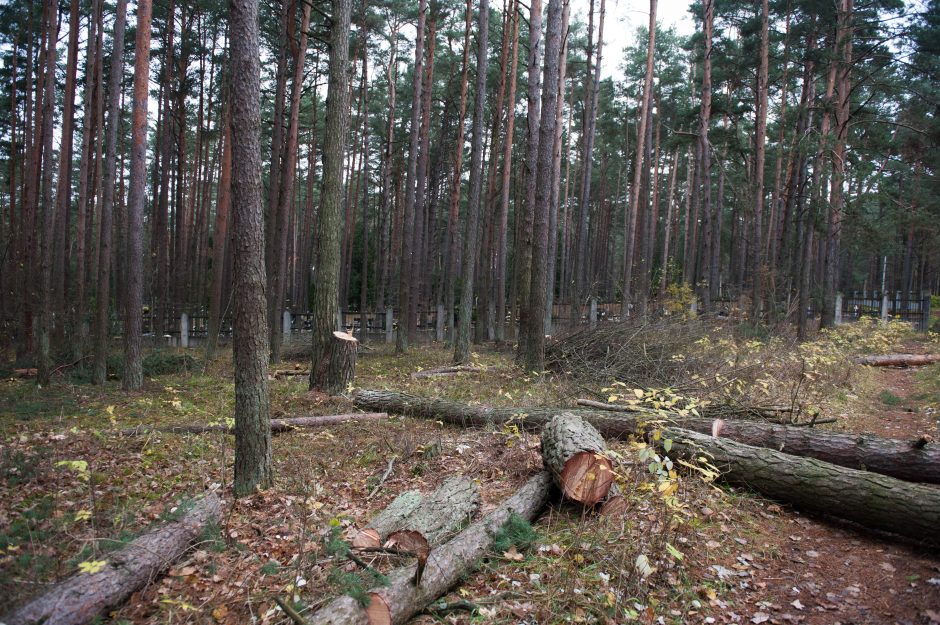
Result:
[1, 319, 939, 625]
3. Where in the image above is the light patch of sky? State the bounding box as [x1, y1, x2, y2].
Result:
[588, 0, 696, 80]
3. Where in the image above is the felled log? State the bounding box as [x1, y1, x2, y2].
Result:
[352, 490, 423, 548]
[354, 389, 940, 484]
[14, 368, 38, 378]
[411, 365, 484, 379]
[310, 472, 553, 625]
[669, 428, 940, 544]
[115, 412, 389, 436]
[3, 493, 222, 625]
[386, 476, 481, 566]
[273, 369, 310, 378]
[325, 331, 358, 394]
[540, 414, 614, 506]
[854, 353, 940, 367]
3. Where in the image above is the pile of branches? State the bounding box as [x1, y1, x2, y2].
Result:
[545, 315, 740, 395]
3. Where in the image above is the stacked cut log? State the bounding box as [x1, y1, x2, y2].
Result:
[312, 472, 553, 625]
[352, 478, 480, 553]
[354, 389, 940, 484]
[854, 354, 940, 367]
[540, 413, 614, 505]
[3, 493, 222, 625]
[355, 389, 940, 545]
[669, 428, 940, 544]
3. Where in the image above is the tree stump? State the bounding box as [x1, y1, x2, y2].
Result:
[352, 490, 423, 549]
[325, 331, 358, 395]
[540, 413, 614, 506]
[386, 476, 481, 556]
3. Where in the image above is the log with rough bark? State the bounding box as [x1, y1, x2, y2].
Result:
[411, 365, 484, 379]
[854, 354, 940, 367]
[669, 428, 940, 545]
[115, 413, 389, 436]
[352, 490, 423, 548]
[309, 472, 553, 625]
[386, 476, 481, 559]
[354, 389, 940, 484]
[540, 413, 614, 505]
[3, 493, 222, 625]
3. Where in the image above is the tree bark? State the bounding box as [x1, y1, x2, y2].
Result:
[119, 0, 151, 391]
[325, 331, 358, 395]
[206, 96, 232, 360]
[670, 428, 940, 545]
[540, 413, 614, 505]
[453, 0, 489, 364]
[3, 493, 222, 625]
[352, 490, 423, 549]
[231, 0, 273, 496]
[621, 0, 657, 313]
[386, 476, 481, 554]
[750, 0, 770, 320]
[310, 472, 553, 625]
[92, 0, 127, 385]
[310, 0, 352, 390]
[396, 0, 428, 355]
[353, 389, 940, 484]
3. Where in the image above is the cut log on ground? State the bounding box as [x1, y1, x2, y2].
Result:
[114, 412, 389, 436]
[354, 389, 940, 484]
[411, 365, 484, 379]
[540, 413, 614, 506]
[3, 492, 222, 625]
[273, 369, 310, 378]
[309, 472, 553, 625]
[854, 354, 940, 367]
[669, 428, 940, 545]
[386, 476, 481, 563]
[325, 331, 359, 394]
[352, 490, 423, 548]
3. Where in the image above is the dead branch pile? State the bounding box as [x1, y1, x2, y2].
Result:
[545, 316, 738, 394]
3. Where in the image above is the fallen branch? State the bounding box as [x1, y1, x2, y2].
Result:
[115, 412, 389, 436]
[3, 493, 222, 625]
[411, 365, 484, 379]
[354, 389, 940, 484]
[669, 428, 940, 545]
[854, 354, 940, 367]
[310, 472, 553, 625]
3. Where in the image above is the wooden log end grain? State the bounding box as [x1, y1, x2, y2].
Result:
[541, 413, 614, 506]
[365, 593, 392, 625]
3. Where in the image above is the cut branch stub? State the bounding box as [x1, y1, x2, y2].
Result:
[352, 490, 423, 549]
[540, 413, 614, 506]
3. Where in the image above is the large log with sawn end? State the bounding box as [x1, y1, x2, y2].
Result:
[386, 476, 480, 555]
[309, 472, 554, 625]
[540, 413, 614, 505]
[353, 389, 940, 484]
[3, 493, 222, 625]
[669, 428, 940, 544]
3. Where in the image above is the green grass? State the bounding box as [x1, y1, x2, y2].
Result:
[878, 389, 903, 406]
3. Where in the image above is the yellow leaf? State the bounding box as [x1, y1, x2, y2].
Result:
[212, 606, 228, 621]
[74, 510, 92, 522]
[633, 389, 645, 399]
[78, 560, 107, 574]
[607, 395, 619, 403]
[503, 546, 524, 561]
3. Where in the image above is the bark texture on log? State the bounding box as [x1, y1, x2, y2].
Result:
[309, 472, 553, 625]
[3, 493, 222, 625]
[326, 331, 358, 394]
[540, 413, 614, 505]
[854, 354, 940, 367]
[669, 428, 940, 544]
[352, 490, 423, 549]
[387, 476, 481, 551]
[115, 413, 389, 436]
[411, 365, 484, 378]
[354, 389, 940, 484]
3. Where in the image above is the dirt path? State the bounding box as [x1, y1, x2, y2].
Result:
[720, 361, 940, 625]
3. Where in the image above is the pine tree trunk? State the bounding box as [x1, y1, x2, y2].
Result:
[92, 0, 127, 385]
[231, 0, 273, 496]
[325, 331, 358, 395]
[750, 0, 769, 320]
[206, 97, 232, 360]
[36, 0, 57, 387]
[453, 0, 489, 364]
[310, 0, 352, 391]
